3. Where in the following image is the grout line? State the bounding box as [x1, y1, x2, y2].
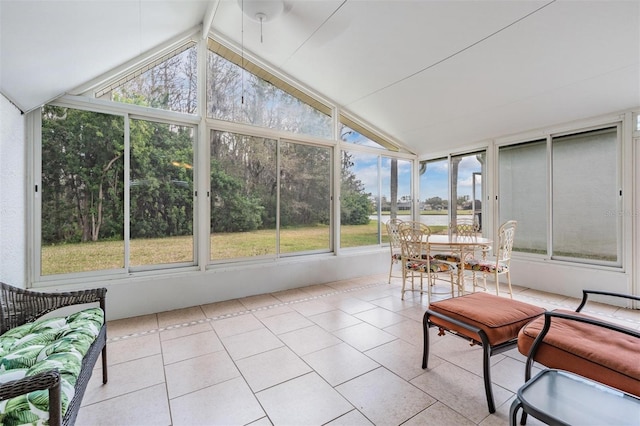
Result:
[108, 282, 389, 342]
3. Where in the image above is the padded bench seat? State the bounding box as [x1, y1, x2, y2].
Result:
[423, 292, 545, 413]
[518, 309, 640, 398]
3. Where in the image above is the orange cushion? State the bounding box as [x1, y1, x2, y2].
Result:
[518, 309, 640, 397]
[428, 292, 545, 346]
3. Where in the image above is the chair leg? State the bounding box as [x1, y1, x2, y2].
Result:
[506, 271, 513, 299]
[482, 343, 496, 413]
[495, 271, 500, 296]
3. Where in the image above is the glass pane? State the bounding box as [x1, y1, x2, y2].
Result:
[419, 158, 449, 234]
[381, 157, 412, 242]
[41, 106, 125, 275]
[107, 45, 197, 114]
[340, 151, 378, 248]
[279, 142, 331, 253]
[552, 128, 619, 263]
[451, 152, 485, 234]
[499, 141, 547, 254]
[207, 51, 332, 139]
[210, 131, 277, 260]
[130, 120, 194, 266]
[340, 123, 387, 150]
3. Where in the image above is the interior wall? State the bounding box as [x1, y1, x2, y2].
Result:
[0, 94, 26, 287]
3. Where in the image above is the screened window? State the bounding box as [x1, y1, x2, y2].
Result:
[99, 44, 198, 114]
[552, 127, 619, 264]
[207, 50, 332, 139]
[41, 106, 125, 275]
[340, 151, 412, 248]
[499, 140, 547, 254]
[130, 119, 194, 266]
[210, 131, 331, 260]
[418, 158, 449, 234]
[40, 105, 196, 277]
[451, 152, 485, 231]
[340, 123, 387, 150]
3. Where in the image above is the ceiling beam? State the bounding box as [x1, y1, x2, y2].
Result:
[202, 0, 221, 39]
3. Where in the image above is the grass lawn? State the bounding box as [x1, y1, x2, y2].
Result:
[41, 221, 383, 275]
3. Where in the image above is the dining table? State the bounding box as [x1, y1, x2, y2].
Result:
[425, 234, 493, 295]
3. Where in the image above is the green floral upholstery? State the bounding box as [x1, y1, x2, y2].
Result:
[465, 259, 508, 273]
[0, 308, 104, 426]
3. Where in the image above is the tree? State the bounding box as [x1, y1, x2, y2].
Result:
[340, 151, 373, 225]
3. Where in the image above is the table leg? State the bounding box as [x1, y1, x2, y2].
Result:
[509, 398, 522, 426]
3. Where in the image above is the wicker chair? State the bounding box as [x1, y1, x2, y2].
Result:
[385, 218, 404, 283]
[0, 282, 108, 426]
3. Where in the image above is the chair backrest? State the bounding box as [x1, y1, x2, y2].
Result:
[386, 218, 404, 249]
[451, 218, 479, 238]
[399, 226, 427, 261]
[496, 220, 517, 262]
[398, 220, 431, 235]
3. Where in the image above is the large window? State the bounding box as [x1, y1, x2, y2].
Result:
[340, 150, 412, 248]
[499, 140, 547, 254]
[40, 106, 195, 277]
[418, 152, 485, 235]
[210, 131, 331, 260]
[98, 44, 198, 114]
[552, 128, 619, 263]
[498, 126, 621, 266]
[207, 47, 332, 139]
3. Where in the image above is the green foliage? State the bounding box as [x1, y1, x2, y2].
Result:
[340, 151, 373, 225]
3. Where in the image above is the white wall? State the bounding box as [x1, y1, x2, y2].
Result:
[0, 95, 26, 288]
[47, 250, 389, 321]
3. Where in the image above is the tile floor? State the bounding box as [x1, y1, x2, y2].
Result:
[76, 274, 640, 426]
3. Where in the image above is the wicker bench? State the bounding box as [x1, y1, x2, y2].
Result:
[423, 292, 545, 413]
[0, 282, 108, 426]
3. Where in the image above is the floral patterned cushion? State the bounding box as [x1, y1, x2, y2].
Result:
[406, 260, 456, 273]
[0, 308, 104, 426]
[433, 253, 461, 263]
[464, 259, 508, 273]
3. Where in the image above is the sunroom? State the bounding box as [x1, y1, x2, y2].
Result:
[0, 0, 639, 424]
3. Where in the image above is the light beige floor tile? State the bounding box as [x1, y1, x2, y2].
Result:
[397, 305, 430, 322]
[160, 321, 214, 341]
[107, 314, 158, 338]
[157, 305, 206, 328]
[251, 304, 295, 319]
[354, 306, 407, 328]
[332, 322, 397, 352]
[271, 287, 313, 302]
[221, 327, 284, 360]
[369, 294, 425, 312]
[201, 298, 247, 318]
[161, 330, 224, 365]
[308, 309, 362, 331]
[246, 416, 274, 426]
[383, 318, 422, 345]
[489, 355, 529, 394]
[410, 361, 513, 424]
[82, 354, 165, 405]
[336, 367, 435, 425]
[300, 283, 338, 297]
[256, 373, 353, 425]
[279, 324, 342, 356]
[403, 401, 476, 426]
[211, 312, 264, 338]
[239, 293, 282, 310]
[106, 333, 161, 365]
[322, 296, 378, 314]
[302, 342, 379, 386]
[165, 350, 240, 398]
[260, 310, 314, 335]
[170, 377, 265, 426]
[365, 339, 427, 381]
[76, 383, 171, 426]
[325, 409, 374, 425]
[236, 346, 312, 392]
[290, 298, 335, 316]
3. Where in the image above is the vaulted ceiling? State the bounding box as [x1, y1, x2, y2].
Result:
[2, 0, 638, 155]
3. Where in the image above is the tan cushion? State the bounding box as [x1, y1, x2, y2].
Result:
[428, 292, 544, 346]
[518, 309, 640, 397]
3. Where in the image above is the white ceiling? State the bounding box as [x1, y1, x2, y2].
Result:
[2, 0, 639, 155]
